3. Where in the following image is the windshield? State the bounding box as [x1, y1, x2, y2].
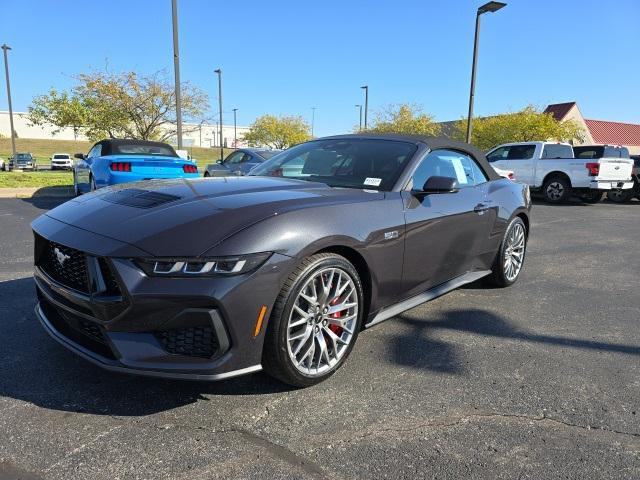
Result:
[53, 154, 70, 159]
[112, 143, 178, 157]
[248, 139, 417, 191]
[16, 153, 31, 160]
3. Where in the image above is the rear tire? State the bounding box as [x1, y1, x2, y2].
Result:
[204, 171, 210, 177]
[607, 188, 634, 203]
[262, 253, 364, 387]
[543, 176, 571, 203]
[487, 216, 527, 288]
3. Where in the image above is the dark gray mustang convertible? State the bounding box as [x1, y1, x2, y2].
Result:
[32, 134, 531, 386]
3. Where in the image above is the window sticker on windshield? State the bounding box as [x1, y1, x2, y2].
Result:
[450, 159, 469, 185]
[364, 177, 382, 187]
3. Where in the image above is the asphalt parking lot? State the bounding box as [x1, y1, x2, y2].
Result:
[0, 196, 638, 479]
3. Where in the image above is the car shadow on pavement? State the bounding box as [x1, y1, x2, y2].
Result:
[19, 192, 70, 210]
[0, 278, 291, 418]
[395, 308, 640, 358]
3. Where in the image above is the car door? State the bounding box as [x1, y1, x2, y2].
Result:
[78, 144, 100, 190]
[487, 144, 536, 185]
[401, 149, 493, 297]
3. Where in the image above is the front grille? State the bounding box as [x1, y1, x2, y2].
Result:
[38, 239, 89, 293]
[78, 319, 106, 343]
[155, 327, 219, 359]
[38, 292, 115, 360]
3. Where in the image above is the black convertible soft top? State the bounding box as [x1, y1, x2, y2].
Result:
[94, 139, 179, 157]
[321, 134, 500, 181]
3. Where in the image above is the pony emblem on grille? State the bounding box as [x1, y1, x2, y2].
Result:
[54, 247, 70, 267]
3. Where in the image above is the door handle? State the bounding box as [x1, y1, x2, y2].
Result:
[474, 202, 492, 214]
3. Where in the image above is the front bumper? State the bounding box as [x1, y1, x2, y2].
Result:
[31, 218, 294, 380]
[590, 180, 634, 190]
[51, 162, 72, 169]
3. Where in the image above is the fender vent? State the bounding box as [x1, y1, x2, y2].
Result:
[101, 189, 180, 208]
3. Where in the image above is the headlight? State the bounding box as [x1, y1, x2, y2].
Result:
[136, 252, 272, 277]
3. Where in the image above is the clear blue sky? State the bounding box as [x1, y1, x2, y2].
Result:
[1, 0, 639, 137]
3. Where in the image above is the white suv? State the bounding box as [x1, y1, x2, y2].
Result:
[50, 153, 73, 170]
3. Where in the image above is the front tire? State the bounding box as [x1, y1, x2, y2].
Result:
[543, 176, 571, 203]
[488, 216, 527, 287]
[263, 253, 364, 387]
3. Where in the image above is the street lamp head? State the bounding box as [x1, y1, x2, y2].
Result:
[1, 44, 12, 51]
[214, 68, 222, 74]
[355, 104, 361, 108]
[477, 1, 506, 14]
[360, 85, 368, 90]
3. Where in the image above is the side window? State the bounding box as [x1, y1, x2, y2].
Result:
[225, 152, 245, 165]
[487, 147, 509, 163]
[542, 144, 572, 159]
[412, 149, 487, 189]
[507, 145, 536, 160]
[88, 144, 102, 158]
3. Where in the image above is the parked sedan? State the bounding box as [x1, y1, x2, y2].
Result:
[32, 134, 531, 387]
[204, 148, 280, 177]
[73, 139, 199, 195]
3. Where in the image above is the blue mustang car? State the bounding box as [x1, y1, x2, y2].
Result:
[73, 139, 199, 195]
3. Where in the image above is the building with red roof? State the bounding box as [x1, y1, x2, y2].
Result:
[543, 102, 640, 154]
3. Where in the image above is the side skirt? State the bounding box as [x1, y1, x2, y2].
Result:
[364, 270, 492, 328]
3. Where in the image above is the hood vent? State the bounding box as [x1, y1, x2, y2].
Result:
[101, 189, 181, 209]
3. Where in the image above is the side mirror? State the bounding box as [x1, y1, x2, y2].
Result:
[216, 159, 223, 164]
[414, 176, 459, 195]
[74, 153, 86, 160]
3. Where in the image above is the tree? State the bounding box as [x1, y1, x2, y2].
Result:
[243, 115, 311, 149]
[28, 69, 208, 142]
[364, 104, 441, 136]
[452, 106, 585, 151]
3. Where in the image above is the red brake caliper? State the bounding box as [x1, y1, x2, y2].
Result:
[328, 295, 343, 336]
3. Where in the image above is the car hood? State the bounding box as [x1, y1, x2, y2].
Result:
[43, 176, 385, 256]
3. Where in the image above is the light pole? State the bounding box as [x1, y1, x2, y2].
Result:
[311, 107, 316, 137]
[171, 0, 183, 149]
[1, 44, 16, 164]
[214, 69, 223, 160]
[466, 1, 506, 144]
[360, 86, 368, 129]
[199, 120, 205, 147]
[232, 108, 238, 148]
[355, 104, 362, 131]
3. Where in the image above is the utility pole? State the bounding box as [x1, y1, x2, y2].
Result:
[1, 44, 17, 163]
[232, 108, 238, 148]
[360, 85, 369, 129]
[355, 104, 362, 131]
[214, 69, 223, 160]
[171, 0, 183, 149]
[311, 107, 316, 137]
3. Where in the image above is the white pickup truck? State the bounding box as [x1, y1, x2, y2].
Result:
[486, 141, 634, 203]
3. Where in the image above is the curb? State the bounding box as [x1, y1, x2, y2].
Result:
[0, 187, 73, 199]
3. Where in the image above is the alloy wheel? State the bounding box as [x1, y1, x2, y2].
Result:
[546, 182, 564, 201]
[503, 222, 526, 282]
[286, 267, 358, 376]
